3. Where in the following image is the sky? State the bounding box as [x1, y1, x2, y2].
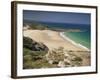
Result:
[23, 10, 90, 25]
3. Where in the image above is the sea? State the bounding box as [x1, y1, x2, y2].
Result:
[24, 20, 91, 49]
[64, 30, 90, 49]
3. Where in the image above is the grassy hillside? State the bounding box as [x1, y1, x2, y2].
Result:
[23, 36, 55, 69]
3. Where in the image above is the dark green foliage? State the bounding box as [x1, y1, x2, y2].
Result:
[23, 48, 33, 56]
[23, 36, 33, 50]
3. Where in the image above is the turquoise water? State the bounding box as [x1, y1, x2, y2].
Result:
[64, 30, 91, 49]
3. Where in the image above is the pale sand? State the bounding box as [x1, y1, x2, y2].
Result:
[24, 30, 89, 51]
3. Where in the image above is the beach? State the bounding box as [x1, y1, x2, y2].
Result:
[24, 29, 91, 66]
[60, 32, 90, 51]
[24, 29, 89, 51]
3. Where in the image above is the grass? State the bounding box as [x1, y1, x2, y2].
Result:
[23, 57, 54, 69]
[23, 48, 54, 69]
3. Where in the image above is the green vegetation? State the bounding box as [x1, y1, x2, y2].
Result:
[23, 59, 53, 69]
[23, 48, 54, 69]
[23, 48, 33, 56]
[23, 36, 33, 50]
[23, 36, 54, 69]
[30, 23, 48, 30]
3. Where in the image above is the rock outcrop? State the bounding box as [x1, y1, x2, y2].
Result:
[23, 36, 49, 52]
[46, 47, 85, 67]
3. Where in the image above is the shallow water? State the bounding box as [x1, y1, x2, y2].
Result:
[64, 30, 91, 49]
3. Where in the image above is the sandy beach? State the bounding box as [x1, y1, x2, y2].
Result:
[24, 29, 91, 66]
[24, 29, 89, 51]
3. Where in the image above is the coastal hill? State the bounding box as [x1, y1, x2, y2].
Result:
[23, 20, 83, 32]
[23, 20, 48, 30]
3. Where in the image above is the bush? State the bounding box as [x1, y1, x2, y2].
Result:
[71, 56, 82, 66]
[23, 58, 53, 69]
[31, 51, 47, 56]
[23, 48, 33, 56]
[23, 61, 33, 69]
[23, 55, 32, 62]
[23, 36, 33, 50]
[72, 57, 82, 61]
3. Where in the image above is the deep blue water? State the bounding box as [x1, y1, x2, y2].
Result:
[39, 22, 90, 30]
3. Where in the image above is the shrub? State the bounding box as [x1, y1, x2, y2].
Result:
[72, 57, 82, 61]
[23, 48, 33, 56]
[23, 61, 33, 69]
[23, 36, 33, 50]
[23, 55, 32, 62]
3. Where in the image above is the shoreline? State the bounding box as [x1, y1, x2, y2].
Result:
[60, 32, 90, 51]
[24, 29, 90, 51]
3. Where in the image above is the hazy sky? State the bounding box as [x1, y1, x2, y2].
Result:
[23, 10, 90, 25]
